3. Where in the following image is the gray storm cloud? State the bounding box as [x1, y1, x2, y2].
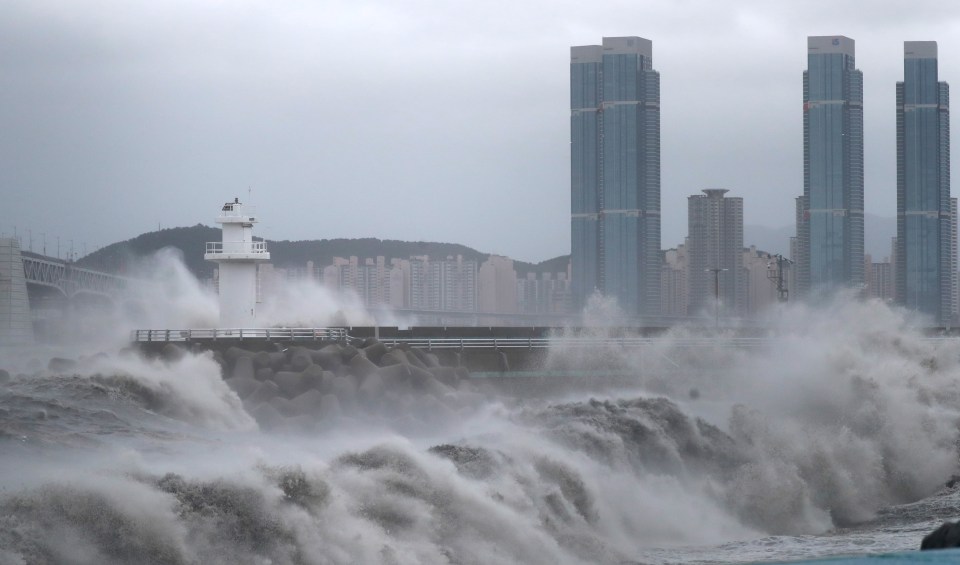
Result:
[2, 0, 960, 261]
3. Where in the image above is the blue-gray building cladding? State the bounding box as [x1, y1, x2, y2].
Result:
[896, 41, 951, 324]
[571, 45, 602, 313]
[570, 37, 660, 317]
[800, 36, 864, 294]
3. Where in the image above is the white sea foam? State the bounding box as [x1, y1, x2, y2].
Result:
[2, 268, 959, 563]
[549, 294, 960, 535]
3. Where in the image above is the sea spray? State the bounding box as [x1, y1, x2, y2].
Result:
[2, 271, 960, 562]
[0, 424, 757, 565]
[71, 247, 221, 349]
[0, 350, 255, 454]
[257, 278, 376, 328]
[23, 247, 400, 355]
[544, 294, 960, 534]
[83, 351, 257, 432]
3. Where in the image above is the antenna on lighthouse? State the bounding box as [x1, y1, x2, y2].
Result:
[204, 197, 270, 328]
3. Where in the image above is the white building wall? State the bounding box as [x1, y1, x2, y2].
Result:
[479, 255, 518, 313]
[660, 246, 688, 317]
[205, 199, 270, 327]
[743, 248, 776, 315]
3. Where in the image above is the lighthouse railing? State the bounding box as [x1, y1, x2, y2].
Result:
[205, 241, 269, 255]
[218, 204, 257, 219]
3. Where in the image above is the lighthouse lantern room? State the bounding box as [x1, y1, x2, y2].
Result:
[204, 198, 270, 328]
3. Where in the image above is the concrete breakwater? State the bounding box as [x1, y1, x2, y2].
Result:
[148, 337, 661, 403]
[157, 339, 488, 432]
[133, 325, 566, 372]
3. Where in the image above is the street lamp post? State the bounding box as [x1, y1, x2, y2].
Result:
[706, 267, 729, 330]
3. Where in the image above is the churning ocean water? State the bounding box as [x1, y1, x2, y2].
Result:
[2, 298, 960, 565]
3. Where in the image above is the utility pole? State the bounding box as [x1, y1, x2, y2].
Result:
[706, 267, 728, 329]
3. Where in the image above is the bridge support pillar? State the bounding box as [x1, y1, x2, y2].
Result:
[0, 238, 34, 344]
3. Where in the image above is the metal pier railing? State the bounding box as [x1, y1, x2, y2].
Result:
[368, 336, 772, 350]
[129, 329, 774, 350]
[130, 328, 348, 342]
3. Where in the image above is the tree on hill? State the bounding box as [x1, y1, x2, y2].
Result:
[513, 255, 570, 278]
[266, 238, 490, 270]
[77, 225, 571, 280]
[78, 224, 220, 277]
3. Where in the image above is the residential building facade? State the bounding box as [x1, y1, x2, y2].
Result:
[517, 272, 572, 315]
[660, 245, 688, 318]
[687, 189, 745, 316]
[409, 255, 478, 312]
[478, 255, 518, 313]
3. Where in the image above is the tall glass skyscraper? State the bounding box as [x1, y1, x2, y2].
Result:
[895, 41, 952, 323]
[797, 36, 864, 295]
[570, 37, 660, 317]
[570, 44, 602, 313]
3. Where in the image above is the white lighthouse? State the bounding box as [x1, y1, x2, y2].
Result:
[204, 198, 270, 328]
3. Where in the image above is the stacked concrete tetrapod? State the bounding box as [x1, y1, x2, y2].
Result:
[0, 238, 34, 344]
[204, 198, 271, 328]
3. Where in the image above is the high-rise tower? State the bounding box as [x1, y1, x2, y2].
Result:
[895, 41, 951, 324]
[687, 189, 745, 317]
[570, 36, 660, 318]
[797, 36, 864, 295]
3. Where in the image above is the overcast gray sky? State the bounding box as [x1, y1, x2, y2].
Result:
[2, 0, 960, 262]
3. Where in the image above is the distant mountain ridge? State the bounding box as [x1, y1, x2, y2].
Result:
[77, 217, 897, 280]
[77, 225, 570, 279]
